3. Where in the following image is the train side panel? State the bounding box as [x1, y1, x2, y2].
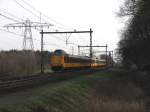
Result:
[50, 49, 107, 71]
[63, 56, 91, 69]
[63, 63, 91, 69]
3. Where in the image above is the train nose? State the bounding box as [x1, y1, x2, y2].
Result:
[53, 56, 61, 64]
[50, 55, 64, 66]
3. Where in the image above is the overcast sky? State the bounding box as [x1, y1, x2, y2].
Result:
[0, 0, 124, 55]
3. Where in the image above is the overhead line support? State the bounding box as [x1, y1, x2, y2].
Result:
[40, 28, 93, 73]
[41, 30, 44, 73]
[78, 44, 108, 66]
[40, 31, 93, 34]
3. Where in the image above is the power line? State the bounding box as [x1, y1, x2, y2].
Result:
[0, 28, 65, 50]
[4, 19, 53, 50]
[13, 0, 41, 20]
[0, 28, 60, 49]
[13, 0, 51, 26]
[13, 0, 66, 31]
[19, 0, 75, 30]
[1, 0, 88, 52]
[0, 9, 23, 22]
[41, 13, 74, 30]
[13, 0, 78, 38]
[20, 0, 41, 13]
[0, 28, 23, 37]
[0, 13, 20, 22]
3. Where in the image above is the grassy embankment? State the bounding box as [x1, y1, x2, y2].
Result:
[0, 70, 144, 112]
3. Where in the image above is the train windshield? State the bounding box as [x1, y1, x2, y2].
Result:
[54, 50, 66, 55]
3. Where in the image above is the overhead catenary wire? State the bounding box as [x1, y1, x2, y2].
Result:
[76, 33, 89, 44]
[50, 34, 66, 42]
[50, 34, 79, 46]
[61, 33, 88, 46]
[44, 42, 67, 50]
[70, 34, 88, 46]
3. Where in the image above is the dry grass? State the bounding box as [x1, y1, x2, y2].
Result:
[0, 51, 40, 75]
[85, 73, 144, 112]
[86, 95, 144, 112]
[0, 71, 145, 112]
[45, 73, 144, 112]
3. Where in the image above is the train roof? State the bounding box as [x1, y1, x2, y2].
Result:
[53, 49, 104, 61]
[53, 49, 67, 55]
[68, 54, 91, 60]
[53, 49, 90, 59]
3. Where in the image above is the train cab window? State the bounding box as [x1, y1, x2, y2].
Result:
[54, 50, 66, 55]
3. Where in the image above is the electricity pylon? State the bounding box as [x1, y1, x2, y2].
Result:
[4, 19, 53, 51]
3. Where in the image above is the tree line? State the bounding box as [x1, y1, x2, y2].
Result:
[118, 0, 150, 70]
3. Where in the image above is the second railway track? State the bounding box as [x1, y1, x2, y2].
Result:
[0, 69, 106, 94]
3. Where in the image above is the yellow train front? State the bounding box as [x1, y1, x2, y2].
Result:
[50, 49, 106, 71]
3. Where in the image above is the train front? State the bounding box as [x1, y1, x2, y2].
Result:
[50, 50, 66, 71]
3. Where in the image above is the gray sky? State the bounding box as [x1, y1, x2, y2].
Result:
[0, 0, 124, 55]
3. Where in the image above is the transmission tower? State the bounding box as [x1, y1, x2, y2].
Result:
[4, 19, 53, 50]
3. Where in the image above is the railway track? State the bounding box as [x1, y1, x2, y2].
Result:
[0, 68, 105, 93]
[0, 73, 52, 91]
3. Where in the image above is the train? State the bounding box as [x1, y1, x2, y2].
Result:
[50, 49, 106, 71]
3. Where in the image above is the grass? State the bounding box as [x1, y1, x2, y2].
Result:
[0, 70, 144, 112]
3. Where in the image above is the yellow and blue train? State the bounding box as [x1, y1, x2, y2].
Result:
[50, 49, 106, 71]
